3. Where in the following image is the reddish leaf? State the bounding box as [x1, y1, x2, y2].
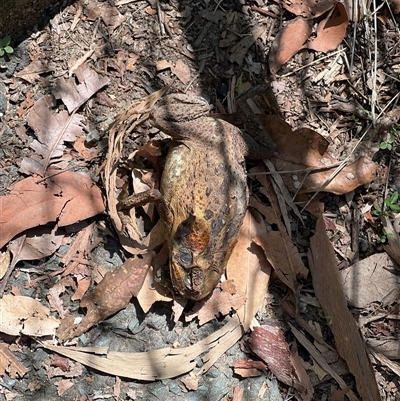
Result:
[279, 0, 337, 19]
[269, 17, 312, 74]
[308, 211, 381, 401]
[0, 171, 105, 248]
[56, 253, 154, 341]
[305, 3, 349, 52]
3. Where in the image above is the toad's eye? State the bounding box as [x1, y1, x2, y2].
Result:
[179, 247, 192, 266]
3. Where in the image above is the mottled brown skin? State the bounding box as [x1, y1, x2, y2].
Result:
[148, 94, 271, 300]
[118, 94, 271, 299]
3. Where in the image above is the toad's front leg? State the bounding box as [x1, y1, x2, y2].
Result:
[117, 189, 172, 236]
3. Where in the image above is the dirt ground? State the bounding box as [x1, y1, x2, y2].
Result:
[1, 0, 400, 400]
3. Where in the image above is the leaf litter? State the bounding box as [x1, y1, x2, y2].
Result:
[1, 0, 399, 397]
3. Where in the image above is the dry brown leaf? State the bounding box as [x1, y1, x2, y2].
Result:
[229, 36, 255, 66]
[17, 91, 35, 116]
[0, 251, 10, 280]
[254, 232, 306, 292]
[73, 137, 99, 159]
[57, 253, 153, 341]
[10, 227, 64, 262]
[84, 3, 126, 32]
[42, 314, 244, 380]
[0, 343, 29, 378]
[185, 283, 246, 326]
[105, 86, 168, 255]
[53, 64, 109, 113]
[340, 252, 400, 308]
[305, 3, 348, 53]
[226, 211, 271, 330]
[55, 379, 74, 396]
[289, 324, 359, 400]
[233, 368, 262, 378]
[15, 59, 54, 84]
[232, 386, 245, 401]
[233, 359, 267, 371]
[181, 373, 199, 391]
[136, 263, 172, 313]
[381, 215, 400, 266]
[258, 115, 378, 194]
[279, 0, 337, 18]
[0, 171, 105, 249]
[308, 210, 381, 401]
[0, 295, 60, 336]
[126, 54, 139, 71]
[156, 60, 174, 71]
[248, 323, 312, 397]
[23, 95, 84, 174]
[172, 59, 191, 84]
[269, 17, 312, 74]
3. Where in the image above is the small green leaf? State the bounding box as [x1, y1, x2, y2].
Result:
[0, 49, 4, 57]
[2, 36, 11, 46]
[235, 73, 243, 95]
[389, 204, 400, 212]
[380, 142, 388, 150]
[391, 192, 399, 204]
[4, 46, 13, 54]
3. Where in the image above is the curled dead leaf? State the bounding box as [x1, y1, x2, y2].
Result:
[305, 3, 349, 53]
[257, 115, 378, 194]
[56, 253, 154, 341]
[269, 17, 312, 74]
[279, 0, 337, 19]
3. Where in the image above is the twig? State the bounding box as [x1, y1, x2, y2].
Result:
[156, 0, 166, 36]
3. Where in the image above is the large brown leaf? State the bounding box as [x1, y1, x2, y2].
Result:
[305, 3, 348, 53]
[308, 207, 381, 401]
[269, 17, 312, 74]
[258, 115, 377, 194]
[0, 171, 105, 248]
[279, 0, 337, 19]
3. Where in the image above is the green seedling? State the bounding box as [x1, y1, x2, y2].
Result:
[0, 36, 13, 57]
[373, 191, 400, 217]
[235, 73, 244, 95]
[380, 126, 400, 150]
[384, 191, 400, 213]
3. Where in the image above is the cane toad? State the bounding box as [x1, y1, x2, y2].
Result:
[119, 94, 271, 300]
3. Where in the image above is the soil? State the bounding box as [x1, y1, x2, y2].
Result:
[1, 0, 400, 400]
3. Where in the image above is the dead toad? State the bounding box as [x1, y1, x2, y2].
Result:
[119, 94, 272, 300]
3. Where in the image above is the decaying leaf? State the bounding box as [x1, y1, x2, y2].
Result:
[53, 64, 110, 113]
[84, 2, 126, 32]
[226, 211, 271, 330]
[0, 295, 60, 337]
[308, 210, 381, 401]
[257, 115, 377, 194]
[56, 253, 154, 341]
[340, 252, 400, 308]
[0, 343, 29, 378]
[42, 314, 244, 380]
[181, 373, 199, 391]
[305, 3, 349, 53]
[105, 86, 168, 255]
[185, 282, 246, 326]
[279, 0, 337, 19]
[23, 95, 84, 174]
[0, 251, 10, 280]
[15, 59, 54, 84]
[0, 171, 105, 249]
[248, 323, 312, 399]
[269, 17, 312, 74]
[172, 59, 191, 84]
